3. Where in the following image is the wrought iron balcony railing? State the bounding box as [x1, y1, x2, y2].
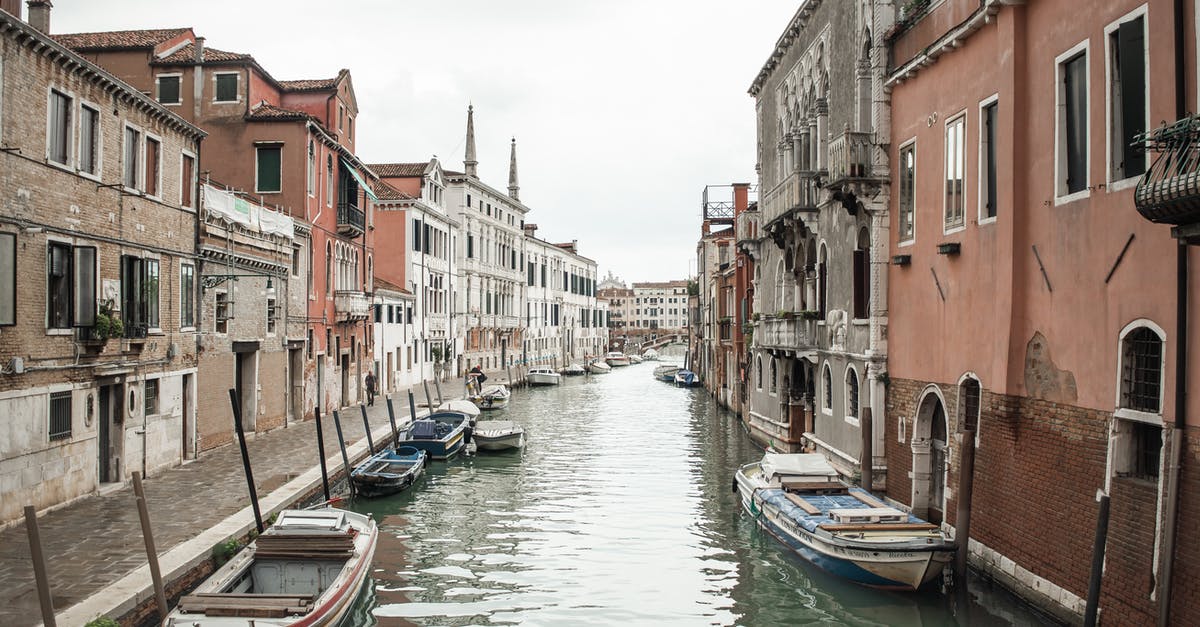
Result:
[337, 202, 365, 236]
[1134, 116, 1200, 227]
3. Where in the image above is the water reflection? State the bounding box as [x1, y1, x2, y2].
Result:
[345, 356, 1054, 626]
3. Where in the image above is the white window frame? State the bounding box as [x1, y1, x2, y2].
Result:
[956, 371, 984, 448]
[212, 71, 240, 103]
[897, 138, 917, 246]
[46, 86, 75, 170]
[155, 72, 183, 106]
[77, 100, 102, 181]
[1113, 319, 1167, 424]
[180, 149, 197, 210]
[844, 364, 861, 426]
[122, 122, 144, 193]
[143, 376, 161, 417]
[214, 289, 231, 334]
[821, 362, 833, 415]
[943, 110, 967, 235]
[143, 132, 164, 200]
[255, 142, 283, 194]
[306, 139, 316, 197]
[977, 94, 999, 226]
[179, 262, 196, 331]
[1104, 4, 1150, 191]
[1055, 39, 1092, 205]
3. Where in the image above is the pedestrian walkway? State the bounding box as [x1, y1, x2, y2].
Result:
[0, 387, 443, 626]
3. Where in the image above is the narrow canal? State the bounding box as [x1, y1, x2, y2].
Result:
[344, 355, 1054, 626]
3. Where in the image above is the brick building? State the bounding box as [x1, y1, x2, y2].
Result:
[0, 4, 205, 523]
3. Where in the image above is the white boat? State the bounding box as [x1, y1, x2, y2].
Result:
[653, 364, 681, 382]
[561, 363, 587, 376]
[527, 366, 562, 386]
[605, 351, 631, 367]
[734, 453, 955, 591]
[438, 399, 481, 424]
[473, 420, 526, 451]
[628, 354, 643, 364]
[586, 360, 612, 374]
[165, 507, 377, 626]
[642, 349, 660, 361]
[471, 384, 510, 410]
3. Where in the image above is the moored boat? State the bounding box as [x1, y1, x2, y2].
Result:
[653, 364, 681, 382]
[605, 351, 631, 367]
[471, 384, 511, 410]
[472, 420, 526, 451]
[407, 411, 469, 459]
[438, 399, 481, 425]
[673, 369, 699, 387]
[642, 349, 659, 361]
[561, 363, 587, 376]
[734, 453, 955, 591]
[629, 354, 643, 364]
[350, 446, 426, 498]
[586, 359, 612, 374]
[164, 507, 377, 626]
[527, 366, 562, 386]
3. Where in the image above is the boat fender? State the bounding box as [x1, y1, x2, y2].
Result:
[464, 425, 473, 445]
[731, 477, 738, 494]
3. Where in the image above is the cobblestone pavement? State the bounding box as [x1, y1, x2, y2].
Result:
[0, 390, 431, 627]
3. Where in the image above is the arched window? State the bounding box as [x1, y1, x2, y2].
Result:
[326, 155, 334, 207]
[367, 254, 373, 292]
[756, 356, 763, 390]
[959, 375, 981, 432]
[818, 243, 828, 317]
[1120, 326, 1164, 413]
[846, 367, 859, 420]
[324, 241, 332, 293]
[770, 358, 778, 395]
[853, 228, 870, 320]
[775, 259, 787, 313]
[306, 140, 315, 196]
[1111, 323, 1166, 481]
[822, 363, 832, 411]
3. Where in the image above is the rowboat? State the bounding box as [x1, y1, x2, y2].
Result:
[472, 420, 526, 451]
[605, 351, 631, 367]
[164, 507, 377, 626]
[642, 349, 659, 361]
[350, 446, 426, 498]
[406, 411, 469, 460]
[527, 367, 562, 386]
[653, 364, 680, 382]
[629, 354, 643, 364]
[735, 453, 955, 591]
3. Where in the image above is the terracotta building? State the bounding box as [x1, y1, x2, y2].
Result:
[0, 4, 205, 523]
[885, 0, 1199, 623]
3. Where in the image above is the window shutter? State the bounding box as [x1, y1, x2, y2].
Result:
[73, 246, 96, 327]
[0, 233, 14, 325]
[1118, 18, 1146, 177]
[1064, 54, 1088, 193]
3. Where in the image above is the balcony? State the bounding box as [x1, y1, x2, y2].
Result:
[754, 316, 817, 352]
[762, 171, 822, 226]
[334, 290, 370, 321]
[337, 202, 364, 237]
[736, 208, 760, 245]
[827, 128, 881, 188]
[1135, 115, 1200, 240]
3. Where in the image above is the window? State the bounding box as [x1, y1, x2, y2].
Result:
[215, 291, 230, 334]
[144, 137, 160, 197]
[214, 72, 238, 102]
[980, 100, 998, 221]
[48, 89, 73, 166]
[157, 75, 181, 105]
[120, 256, 159, 335]
[846, 368, 859, 421]
[144, 379, 159, 416]
[1058, 46, 1089, 198]
[853, 228, 870, 320]
[1108, 14, 1146, 181]
[47, 242, 96, 329]
[267, 298, 277, 334]
[49, 391, 71, 441]
[79, 104, 99, 176]
[1120, 326, 1163, 413]
[944, 115, 965, 229]
[1127, 421, 1162, 479]
[181, 153, 195, 208]
[960, 376, 981, 432]
[326, 156, 334, 206]
[180, 263, 195, 329]
[822, 364, 832, 412]
[292, 246, 301, 277]
[256, 144, 282, 193]
[124, 126, 141, 189]
[0, 232, 14, 325]
[324, 241, 332, 293]
[467, 234, 474, 258]
[770, 359, 778, 395]
[307, 140, 315, 196]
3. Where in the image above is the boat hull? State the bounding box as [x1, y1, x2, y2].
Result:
[527, 372, 561, 386]
[586, 362, 611, 374]
[350, 447, 426, 498]
[407, 413, 468, 460]
[474, 432, 525, 451]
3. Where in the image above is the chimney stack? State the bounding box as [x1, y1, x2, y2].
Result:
[193, 36, 205, 63]
[26, 0, 50, 33]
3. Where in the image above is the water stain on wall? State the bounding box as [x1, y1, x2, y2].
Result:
[1024, 331, 1078, 403]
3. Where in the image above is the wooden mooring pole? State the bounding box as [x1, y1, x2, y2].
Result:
[422, 380, 434, 409]
[385, 396, 401, 449]
[359, 404, 375, 454]
[23, 506, 56, 627]
[331, 410, 354, 497]
[314, 406, 331, 502]
[859, 407, 873, 493]
[1084, 492, 1112, 627]
[408, 390, 420, 423]
[132, 472, 168, 621]
[228, 389, 264, 533]
[434, 378, 444, 405]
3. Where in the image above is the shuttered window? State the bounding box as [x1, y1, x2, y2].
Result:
[1110, 16, 1146, 180]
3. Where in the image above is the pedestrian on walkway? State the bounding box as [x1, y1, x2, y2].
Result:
[365, 371, 377, 406]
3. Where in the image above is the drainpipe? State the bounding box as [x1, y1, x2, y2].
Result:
[1156, 3, 1187, 625]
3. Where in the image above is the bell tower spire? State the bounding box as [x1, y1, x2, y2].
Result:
[464, 104, 478, 178]
[508, 137, 520, 201]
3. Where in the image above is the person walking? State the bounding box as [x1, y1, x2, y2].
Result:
[365, 371, 377, 406]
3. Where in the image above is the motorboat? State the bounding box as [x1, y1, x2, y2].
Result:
[350, 446, 426, 498]
[605, 351, 631, 367]
[165, 507, 377, 625]
[471, 384, 511, 410]
[653, 364, 681, 382]
[561, 363, 587, 376]
[406, 411, 469, 460]
[527, 366, 562, 386]
[629, 354, 643, 364]
[734, 453, 955, 591]
[472, 420, 526, 451]
[673, 369, 699, 387]
[586, 360, 612, 374]
[438, 399, 481, 425]
[642, 349, 659, 361]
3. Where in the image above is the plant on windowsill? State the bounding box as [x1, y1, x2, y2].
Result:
[776, 310, 794, 319]
[84, 301, 124, 343]
[751, 312, 761, 321]
[798, 310, 821, 321]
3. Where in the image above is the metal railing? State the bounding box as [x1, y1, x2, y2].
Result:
[337, 202, 364, 235]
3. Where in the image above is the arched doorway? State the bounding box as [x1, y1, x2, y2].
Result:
[911, 387, 949, 524]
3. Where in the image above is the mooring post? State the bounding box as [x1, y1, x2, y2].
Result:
[385, 396, 400, 449]
[228, 389, 264, 533]
[423, 380, 434, 409]
[1084, 492, 1112, 627]
[132, 472, 168, 621]
[359, 404, 375, 454]
[860, 407, 873, 493]
[314, 406, 331, 502]
[408, 390, 420, 423]
[954, 428, 977, 590]
[331, 409, 354, 496]
[23, 506, 56, 627]
[434, 378, 444, 405]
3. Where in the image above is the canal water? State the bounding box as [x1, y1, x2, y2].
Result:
[344, 355, 1054, 626]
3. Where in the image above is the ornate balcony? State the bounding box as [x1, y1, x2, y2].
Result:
[334, 290, 370, 320]
[1135, 116, 1200, 241]
[736, 207, 760, 245]
[762, 171, 822, 226]
[337, 202, 364, 237]
[754, 316, 817, 352]
[827, 129, 877, 185]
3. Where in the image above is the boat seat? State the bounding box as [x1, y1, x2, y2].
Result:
[178, 592, 314, 617]
[780, 479, 845, 493]
[783, 493, 822, 515]
[818, 522, 939, 532]
[255, 532, 355, 560]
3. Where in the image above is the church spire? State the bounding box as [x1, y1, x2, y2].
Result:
[464, 104, 478, 178]
[508, 137, 520, 201]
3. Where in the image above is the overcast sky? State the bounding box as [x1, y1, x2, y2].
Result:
[50, 0, 796, 284]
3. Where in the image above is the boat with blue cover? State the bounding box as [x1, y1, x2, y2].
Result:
[350, 445, 427, 498]
[406, 411, 468, 460]
[673, 369, 699, 387]
[735, 453, 955, 591]
[653, 364, 680, 382]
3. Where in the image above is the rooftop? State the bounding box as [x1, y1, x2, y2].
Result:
[53, 27, 189, 50]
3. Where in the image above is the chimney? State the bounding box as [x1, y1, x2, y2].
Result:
[732, 182, 750, 214]
[25, 0, 49, 33]
[193, 36, 205, 63]
[523, 223, 538, 238]
[1, 0, 22, 19]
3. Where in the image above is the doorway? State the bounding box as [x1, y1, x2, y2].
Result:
[340, 353, 350, 408]
[182, 373, 195, 460]
[912, 388, 949, 524]
[98, 383, 123, 484]
[289, 348, 303, 423]
[234, 350, 257, 431]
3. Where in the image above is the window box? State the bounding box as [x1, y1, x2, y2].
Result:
[892, 254, 912, 266]
[936, 242, 961, 255]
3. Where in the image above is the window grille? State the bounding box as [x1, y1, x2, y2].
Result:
[961, 377, 981, 432]
[49, 391, 71, 440]
[1122, 327, 1162, 412]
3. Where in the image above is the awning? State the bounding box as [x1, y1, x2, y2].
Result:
[341, 158, 378, 202]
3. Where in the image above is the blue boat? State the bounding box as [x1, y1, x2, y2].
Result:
[406, 411, 469, 460]
[350, 445, 427, 498]
[653, 364, 680, 382]
[673, 369, 699, 387]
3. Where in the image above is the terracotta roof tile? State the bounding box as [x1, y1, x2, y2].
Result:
[246, 102, 309, 121]
[374, 277, 412, 295]
[54, 28, 190, 50]
[155, 42, 250, 64]
[374, 181, 415, 201]
[279, 78, 338, 91]
[369, 162, 428, 178]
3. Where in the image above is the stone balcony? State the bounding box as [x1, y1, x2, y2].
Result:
[754, 315, 817, 351]
[334, 290, 370, 321]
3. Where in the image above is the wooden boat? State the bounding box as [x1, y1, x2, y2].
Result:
[527, 366, 562, 386]
[605, 351, 631, 367]
[653, 364, 681, 382]
[471, 384, 510, 410]
[735, 453, 955, 591]
[350, 445, 426, 498]
[164, 507, 377, 626]
[472, 420, 526, 451]
[406, 411, 468, 460]
[561, 363, 587, 376]
[586, 359, 612, 374]
[673, 369, 699, 387]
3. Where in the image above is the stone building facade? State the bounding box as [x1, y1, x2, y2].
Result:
[0, 7, 205, 523]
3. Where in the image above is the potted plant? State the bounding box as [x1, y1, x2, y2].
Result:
[798, 310, 821, 321]
[87, 300, 124, 342]
[776, 309, 793, 319]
